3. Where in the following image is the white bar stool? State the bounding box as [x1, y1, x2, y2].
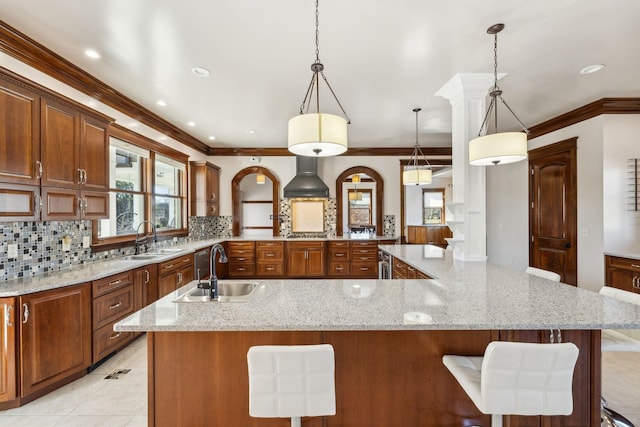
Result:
[443, 341, 579, 427]
[247, 344, 336, 427]
[525, 266, 561, 282]
[599, 286, 640, 427]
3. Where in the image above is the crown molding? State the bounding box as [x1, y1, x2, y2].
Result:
[208, 146, 452, 157]
[0, 20, 210, 154]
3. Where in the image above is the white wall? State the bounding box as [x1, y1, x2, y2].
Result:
[486, 116, 605, 291]
[405, 177, 452, 225]
[603, 114, 640, 252]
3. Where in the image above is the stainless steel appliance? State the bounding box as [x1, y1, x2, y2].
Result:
[378, 250, 391, 279]
[194, 247, 210, 280]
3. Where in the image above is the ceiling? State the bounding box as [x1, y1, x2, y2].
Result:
[1, 0, 639, 151]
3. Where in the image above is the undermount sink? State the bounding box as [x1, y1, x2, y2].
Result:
[148, 248, 187, 255]
[123, 254, 161, 261]
[174, 281, 259, 303]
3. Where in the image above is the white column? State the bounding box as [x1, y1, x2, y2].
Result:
[436, 73, 497, 261]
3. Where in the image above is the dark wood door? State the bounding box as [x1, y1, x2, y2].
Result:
[529, 138, 577, 285]
[41, 98, 80, 189]
[0, 80, 40, 185]
[20, 283, 91, 397]
[0, 298, 17, 403]
[80, 114, 109, 191]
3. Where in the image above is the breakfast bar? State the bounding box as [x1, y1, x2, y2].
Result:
[115, 245, 640, 427]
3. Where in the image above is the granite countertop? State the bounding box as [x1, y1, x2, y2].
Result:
[115, 245, 640, 332]
[604, 251, 640, 261]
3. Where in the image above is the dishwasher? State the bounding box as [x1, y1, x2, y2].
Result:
[378, 250, 392, 279]
[194, 247, 211, 280]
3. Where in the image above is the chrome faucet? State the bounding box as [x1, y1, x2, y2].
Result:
[134, 221, 157, 254]
[209, 243, 228, 300]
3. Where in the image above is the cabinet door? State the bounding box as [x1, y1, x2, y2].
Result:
[0, 184, 41, 221]
[0, 298, 17, 403]
[158, 274, 177, 298]
[306, 248, 325, 276]
[41, 186, 79, 220]
[0, 80, 40, 185]
[20, 283, 91, 397]
[41, 98, 80, 189]
[81, 190, 109, 219]
[80, 115, 109, 191]
[206, 165, 219, 204]
[287, 249, 308, 277]
[136, 265, 158, 308]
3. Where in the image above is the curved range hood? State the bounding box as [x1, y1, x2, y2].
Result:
[283, 156, 329, 199]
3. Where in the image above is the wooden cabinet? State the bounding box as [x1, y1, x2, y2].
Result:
[328, 241, 351, 276]
[190, 161, 220, 216]
[351, 241, 378, 277]
[227, 241, 256, 277]
[0, 184, 41, 221]
[158, 254, 194, 297]
[135, 264, 159, 309]
[256, 241, 284, 277]
[286, 241, 325, 277]
[40, 98, 80, 189]
[406, 225, 452, 247]
[19, 283, 92, 398]
[391, 257, 431, 279]
[605, 255, 640, 294]
[0, 298, 17, 404]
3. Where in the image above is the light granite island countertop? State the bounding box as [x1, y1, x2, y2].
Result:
[114, 245, 638, 427]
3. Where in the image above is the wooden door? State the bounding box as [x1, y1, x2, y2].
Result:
[0, 298, 17, 403]
[0, 80, 40, 185]
[20, 283, 91, 397]
[80, 114, 109, 191]
[529, 138, 577, 285]
[41, 98, 80, 189]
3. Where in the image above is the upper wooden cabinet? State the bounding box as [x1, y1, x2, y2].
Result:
[0, 80, 40, 185]
[190, 161, 220, 216]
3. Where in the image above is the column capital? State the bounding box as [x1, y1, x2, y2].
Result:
[435, 73, 505, 105]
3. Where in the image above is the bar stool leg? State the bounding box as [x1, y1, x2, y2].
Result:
[291, 416, 301, 427]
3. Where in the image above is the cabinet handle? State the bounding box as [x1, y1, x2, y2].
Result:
[78, 198, 84, 214]
[177, 272, 183, 284]
[144, 270, 150, 284]
[78, 168, 83, 184]
[211, 193, 216, 202]
[408, 267, 415, 272]
[164, 264, 174, 270]
[108, 279, 122, 286]
[237, 267, 246, 271]
[83, 169, 88, 184]
[266, 253, 275, 257]
[109, 332, 122, 340]
[22, 303, 29, 324]
[336, 253, 345, 257]
[360, 257, 369, 260]
[360, 267, 369, 271]
[35, 161, 43, 179]
[632, 264, 640, 268]
[266, 267, 275, 271]
[109, 302, 122, 310]
[5, 305, 13, 327]
[335, 267, 344, 271]
[34, 194, 42, 215]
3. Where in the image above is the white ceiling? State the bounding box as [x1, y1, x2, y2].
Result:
[1, 0, 639, 151]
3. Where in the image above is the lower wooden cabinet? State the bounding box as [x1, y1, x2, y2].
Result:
[135, 264, 158, 308]
[255, 241, 284, 277]
[286, 241, 325, 277]
[406, 225, 452, 247]
[605, 255, 640, 293]
[19, 283, 92, 399]
[0, 298, 17, 404]
[158, 255, 194, 297]
[392, 257, 432, 279]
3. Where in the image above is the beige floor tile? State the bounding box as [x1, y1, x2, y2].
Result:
[53, 415, 134, 426]
[0, 415, 65, 426]
[125, 414, 148, 427]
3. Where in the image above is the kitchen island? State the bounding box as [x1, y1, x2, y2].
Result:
[115, 245, 640, 427]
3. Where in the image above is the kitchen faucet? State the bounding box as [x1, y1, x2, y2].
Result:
[134, 221, 157, 254]
[209, 243, 228, 300]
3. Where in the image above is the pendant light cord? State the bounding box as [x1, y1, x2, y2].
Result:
[410, 108, 430, 169]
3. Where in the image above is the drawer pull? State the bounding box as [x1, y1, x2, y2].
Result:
[360, 257, 369, 260]
[109, 332, 122, 340]
[632, 264, 640, 268]
[109, 302, 122, 310]
[144, 270, 150, 284]
[360, 267, 369, 271]
[336, 253, 345, 257]
[237, 258, 246, 261]
[164, 264, 174, 269]
[22, 303, 29, 324]
[266, 253, 275, 257]
[335, 267, 344, 271]
[108, 279, 122, 286]
[5, 305, 13, 327]
[408, 267, 415, 272]
[237, 267, 246, 271]
[266, 267, 275, 271]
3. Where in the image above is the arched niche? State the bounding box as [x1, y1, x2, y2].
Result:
[336, 166, 383, 237]
[231, 167, 280, 237]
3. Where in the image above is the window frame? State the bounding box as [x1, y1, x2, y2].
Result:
[348, 188, 373, 226]
[422, 188, 445, 225]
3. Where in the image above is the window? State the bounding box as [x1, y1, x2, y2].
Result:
[348, 189, 372, 226]
[423, 188, 445, 224]
[94, 134, 188, 248]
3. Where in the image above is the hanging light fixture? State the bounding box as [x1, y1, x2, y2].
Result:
[288, 0, 351, 157]
[351, 174, 361, 183]
[256, 173, 266, 185]
[349, 174, 362, 200]
[403, 108, 432, 186]
[469, 23, 529, 166]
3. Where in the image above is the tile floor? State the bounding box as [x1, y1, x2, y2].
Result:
[0, 334, 638, 426]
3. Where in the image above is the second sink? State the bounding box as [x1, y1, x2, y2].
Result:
[174, 280, 258, 303]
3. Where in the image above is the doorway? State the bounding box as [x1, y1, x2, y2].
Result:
[231, 167, 280, 237]
[529, 137, 577, 285]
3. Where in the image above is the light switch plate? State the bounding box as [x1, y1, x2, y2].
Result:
[83, 235, 91, 248]
[7, 244, 18, 258]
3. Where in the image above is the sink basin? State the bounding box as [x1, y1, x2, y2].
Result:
[148, 248, 186, 255]
[174, 281, 259, 303]
[123, 254, 161, 261]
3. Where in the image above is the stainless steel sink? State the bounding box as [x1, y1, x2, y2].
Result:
[148, 248, 187, 255]
[123, 254, 161, 260]
[174, 281, 258, 303]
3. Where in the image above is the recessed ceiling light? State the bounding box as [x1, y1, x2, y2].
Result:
[246, 129, 256, 134]
[84, 49, 100, 59]
[156, 100, 167, 106]
[579, 64, 605, 75]
[208, 136, 216, 141]
[191, 67, 211, 77]
[188, 121, 196, 127]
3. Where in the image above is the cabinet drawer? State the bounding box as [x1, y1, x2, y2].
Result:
[287, 241, 325, 249]
[228, 262, 255, 276]
[329, 262, 350, 275]
[256, 241, 284, 249]
[93, 320, 135, 363]
[256, 263, 284, 276]
[330, 241, 350, 248]
[352, 247, 376, 255]
[158, 254, 192, 275]
[93, 285, 135, 330]
[256, 248, 283, 261]
[353, 254, 377, 262]
[351, 241, 377, 249]
[393, 259, 408, 278]
[329, 249, 350, 261]
[607, 256, 640, 271]
[227, 244, 255, 257]
[93, 271, 133, 297]
[351, 262, 377, 277]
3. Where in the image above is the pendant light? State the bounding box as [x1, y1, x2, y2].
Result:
[256, 173, 266, 185]
[288, 0, 351, 157]
[469, 23, 529, 166]
[349, 173, 362, 201]
[403, 108, 432, 186]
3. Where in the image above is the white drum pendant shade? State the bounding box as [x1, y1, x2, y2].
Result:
[469, 132, 528, 166]
[288, 113, 348, 157]
[403, 168, 432, 185]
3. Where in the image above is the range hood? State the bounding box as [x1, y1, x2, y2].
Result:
[283, 156, 329, 198]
